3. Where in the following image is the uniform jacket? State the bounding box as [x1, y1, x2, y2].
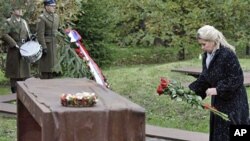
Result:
[37, 10, 59, 72]
[189, 45, 249, 141]
[1, 15, 30, 78]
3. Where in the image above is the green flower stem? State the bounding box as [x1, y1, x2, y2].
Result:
[158, 78, 230, 122]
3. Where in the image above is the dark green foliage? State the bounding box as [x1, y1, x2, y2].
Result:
[75, 0, 112, 67]
[106, 44, 180, 66]
[71, 0, 250, 68]
[0, 1, 11, 72]
[54, 33, 93, 78]
[0, 1, 11, 23]
[75, 0, 249, 62]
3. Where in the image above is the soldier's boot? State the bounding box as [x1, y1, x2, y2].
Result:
[11, 87, 16, 94]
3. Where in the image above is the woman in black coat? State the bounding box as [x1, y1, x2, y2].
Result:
[189, 25, 249, 141]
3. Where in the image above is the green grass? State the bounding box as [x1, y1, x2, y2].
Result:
[0, 58, 249, 140]
[0, 116, 16, 141]
[0, 70, 8, 84]
[0, 70, 10, 95]
[103, 59, 210, 132]
[0, 86, 10, 95]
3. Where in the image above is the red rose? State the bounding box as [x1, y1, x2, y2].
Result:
[160, 78, 169, 88]
[75, 48, 84, 58]
[157, 85, 164, 95]
[61, 94, 67, 106]
[160, 82, 167, 88]
[160, 78, 167, 83]
[155, 77, 230, 121]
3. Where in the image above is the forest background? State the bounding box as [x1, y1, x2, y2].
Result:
[0, 0, 249, 73]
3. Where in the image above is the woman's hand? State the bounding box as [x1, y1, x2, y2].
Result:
[206, 88, 217, 96]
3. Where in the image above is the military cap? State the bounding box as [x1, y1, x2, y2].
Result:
[44, 0, 56, 6]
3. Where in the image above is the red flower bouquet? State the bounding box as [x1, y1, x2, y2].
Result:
[156, 77, 230, 121]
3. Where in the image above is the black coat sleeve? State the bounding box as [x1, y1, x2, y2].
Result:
[189, 71, 210, 99]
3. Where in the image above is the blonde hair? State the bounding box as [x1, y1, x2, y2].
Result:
[197, 25, 235, 52]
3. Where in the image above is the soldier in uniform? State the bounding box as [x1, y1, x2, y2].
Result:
[37, 0, 59, 79]
[1, 6, 31, 93]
